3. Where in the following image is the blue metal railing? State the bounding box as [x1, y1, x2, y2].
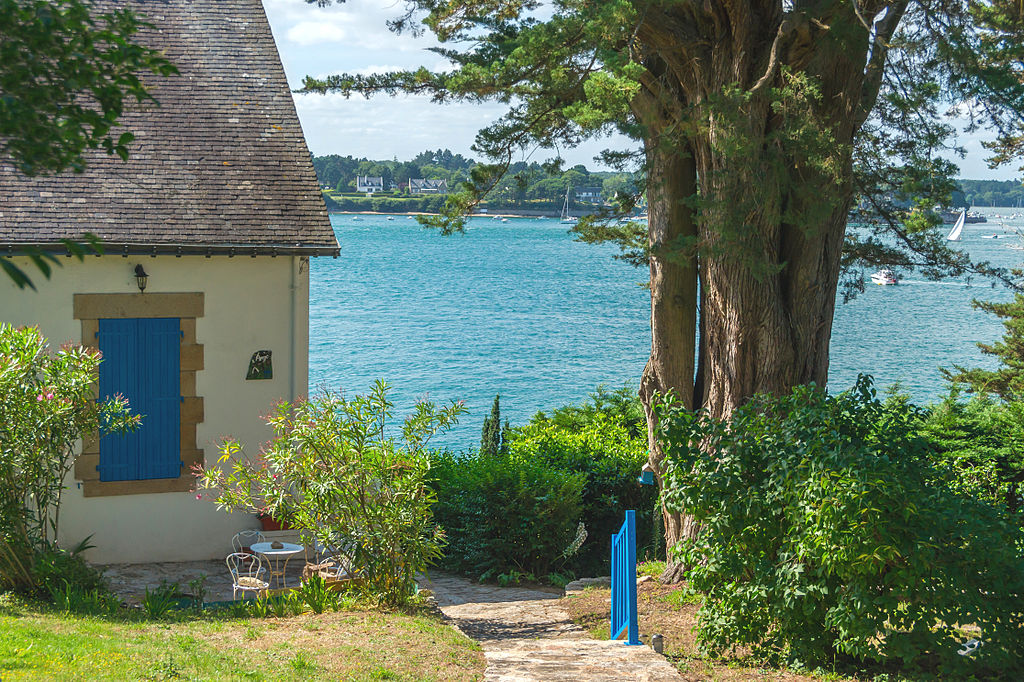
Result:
[610, 509, 640, 645]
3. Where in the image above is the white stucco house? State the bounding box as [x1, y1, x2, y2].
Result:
[0, 0, 339, 564]
[356, 176, 385, 194]
[575, 186, 604, 204]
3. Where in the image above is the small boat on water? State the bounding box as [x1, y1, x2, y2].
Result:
[946, 210, 965, 241]
[560, 187, 577, 224]
[870, 268, 899, 285]
[940, 210, 987, 224]
[387, 216, 395, 221]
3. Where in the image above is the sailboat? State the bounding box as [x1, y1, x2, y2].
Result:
[560, 187, 577, 224]
[946, 209, 966, 241]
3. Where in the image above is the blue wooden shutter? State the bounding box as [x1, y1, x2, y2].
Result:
[97, 318, 181, 481]
[97, 319, 137, 481]
[137, 318, 181, 479]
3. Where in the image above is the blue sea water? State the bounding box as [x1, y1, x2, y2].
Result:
[309, 210, 1021, 451]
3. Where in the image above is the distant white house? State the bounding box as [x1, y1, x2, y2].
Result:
[575, 186, 604, 204]
[0, 0, 338, 565]
[409, 178, 449, 195]
[357, 176, 385, 194]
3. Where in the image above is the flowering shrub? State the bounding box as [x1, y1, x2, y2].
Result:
[196, 380, 464, 605]
[0, 324, 136, 592]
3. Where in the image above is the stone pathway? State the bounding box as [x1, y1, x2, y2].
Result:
[102, 559, 307, 604]
[422, 573, 682, 682]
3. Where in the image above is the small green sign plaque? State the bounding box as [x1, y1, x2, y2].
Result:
[246, 350, 272, 380]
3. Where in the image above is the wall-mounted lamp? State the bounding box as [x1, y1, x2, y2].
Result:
[134, 264, 149, 293]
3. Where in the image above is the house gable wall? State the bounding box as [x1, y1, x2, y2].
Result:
[0, 255, 310, 563]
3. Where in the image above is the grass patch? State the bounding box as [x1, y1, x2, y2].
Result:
[0, 594, 484, 681]
[560, 582, 850, 681]
[637, 561, 665, 579]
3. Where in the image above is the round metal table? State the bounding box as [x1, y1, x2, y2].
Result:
[250, 541, 304, 589]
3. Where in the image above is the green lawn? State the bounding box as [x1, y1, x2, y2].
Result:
[0, 594, 484, 681]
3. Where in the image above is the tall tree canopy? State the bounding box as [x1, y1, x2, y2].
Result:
[304, 0, 1024, 576]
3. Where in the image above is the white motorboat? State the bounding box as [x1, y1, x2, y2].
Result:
[870, 268, 899, 285]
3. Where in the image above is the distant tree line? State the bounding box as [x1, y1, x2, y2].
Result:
[312, 149, 640, 206]
[957, 179, 1024, 208]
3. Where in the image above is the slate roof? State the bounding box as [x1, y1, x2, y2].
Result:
[409, 178, 448, 194]
[0, 0, 338, 256]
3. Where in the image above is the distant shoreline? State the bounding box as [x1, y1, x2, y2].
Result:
[329, 210, 569, 219]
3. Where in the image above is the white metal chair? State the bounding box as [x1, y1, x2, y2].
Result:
[226, 552, 270, 600]
[312, 537, 356, 580]
[231, 529, 265, 554]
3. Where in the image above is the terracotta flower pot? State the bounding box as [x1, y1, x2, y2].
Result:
[258, 516, 291, 532]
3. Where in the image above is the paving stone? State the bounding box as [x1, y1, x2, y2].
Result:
[564, 576, 612, 592]
[422, 572, 682, 681]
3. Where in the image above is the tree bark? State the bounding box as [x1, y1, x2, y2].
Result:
[639, 137, 699, 584]
[635, 10, 871, 582]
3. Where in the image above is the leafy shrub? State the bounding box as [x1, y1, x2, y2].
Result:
[433, 386, 658, 580]
[48, 582, 120, 616]
[30, 542, 107, 598]
[198, 380, 464, 606]
[919, 392, 1024, 513]
[508, 418, 657, 574]
[0, 324, 136, 592]
[531, 383, 646, 440]
[431, 451, 585, 578]
[659, 377, 1024, 674]
[297, 574, 335, 614]
[142, 581, 181, 619]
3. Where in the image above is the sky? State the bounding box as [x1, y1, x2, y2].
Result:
[262, 0, 1019, 181]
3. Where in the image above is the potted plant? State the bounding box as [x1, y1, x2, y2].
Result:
[257, 512, 292, 532]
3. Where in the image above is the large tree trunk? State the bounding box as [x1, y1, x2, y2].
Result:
[635, 10, 872, 582]
[639, 137, 699, 584]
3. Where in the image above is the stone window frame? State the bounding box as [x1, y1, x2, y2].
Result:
[73, 293, 204, 497]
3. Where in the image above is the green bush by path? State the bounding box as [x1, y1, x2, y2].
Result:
[658, 376, 1024, 675]
[918, 392, 1024, 513]
[507, 418, 658, 574]
[431, 385, 658, 581]
[430, 451, 586, 579]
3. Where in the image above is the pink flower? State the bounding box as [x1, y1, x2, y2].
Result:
[37, 391, 54, 400]
[195, 493, 202, 500]
[37, 394, 45, 401]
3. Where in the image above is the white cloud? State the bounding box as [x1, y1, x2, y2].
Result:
[286, 21, 346, 46]
[293, 92, 634, 168]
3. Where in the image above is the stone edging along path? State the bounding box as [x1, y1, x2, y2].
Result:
[420, 573, 683, 682]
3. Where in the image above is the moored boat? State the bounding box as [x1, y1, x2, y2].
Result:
[870, 268, 899, 285]
[560, 187, 577, 224]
